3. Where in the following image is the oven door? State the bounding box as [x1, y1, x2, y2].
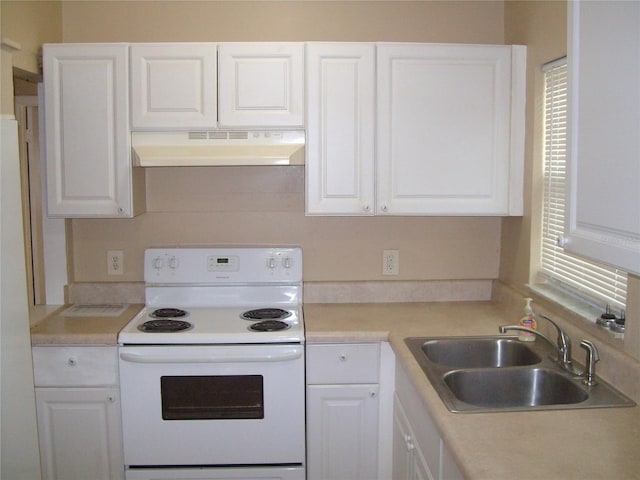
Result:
[119, 344, 305, 468]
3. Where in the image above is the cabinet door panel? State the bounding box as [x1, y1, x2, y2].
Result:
[35, 387, 124, 480]
[44, 44, 134, 217]
[218, 43, 304, 127]
[566, 1, 640, 274]
[307, 384, 379, 480]
[392, 393, 435, 480]
[392, 402, 412, 480]
[130, 43, 217, 129]
[377, 43, 520, 215]
[306, 43, 375, 215]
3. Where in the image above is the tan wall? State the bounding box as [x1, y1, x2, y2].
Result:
[61, 0, 508, 283]
[60, 1, 504, 43]
[0, 1, 62, 114]
[2, 0, 61, 73]
[500, 1, 566, 287]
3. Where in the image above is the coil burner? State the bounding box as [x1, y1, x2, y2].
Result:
[241, 308, 292, 321]
[138, 319, 193, 333]
[248, 320, 291, 332]
[150, 308, 189, 319]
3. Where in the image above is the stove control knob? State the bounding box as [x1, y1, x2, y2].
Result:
[153, 257, 164, 270]
[169, 256, 179, 270]
[267, 257, 277, 269]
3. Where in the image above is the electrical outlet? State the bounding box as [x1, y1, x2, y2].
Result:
[107, 250, 124, 275]
[382, 249, 399, 275]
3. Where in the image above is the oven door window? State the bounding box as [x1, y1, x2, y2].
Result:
[160, 375, 264, 420]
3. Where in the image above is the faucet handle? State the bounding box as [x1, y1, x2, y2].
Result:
[580, 339, 599, 360]
[580, 340, 599, 386]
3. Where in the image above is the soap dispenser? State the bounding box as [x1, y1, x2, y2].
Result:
[518, 298, 537, 342]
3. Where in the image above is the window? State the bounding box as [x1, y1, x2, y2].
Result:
[540, 58, 627, 311]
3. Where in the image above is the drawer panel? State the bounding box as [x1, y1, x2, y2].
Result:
[307, 343, 380, 384]
[32, 346, 118, 387]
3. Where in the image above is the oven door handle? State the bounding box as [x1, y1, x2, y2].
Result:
[119, 346, 303, 364]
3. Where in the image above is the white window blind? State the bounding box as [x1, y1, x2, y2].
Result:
[541, 58, 627, 310]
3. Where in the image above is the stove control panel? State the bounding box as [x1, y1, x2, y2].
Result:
[207, 254, 239, 272]
[145, 247, 302, 284]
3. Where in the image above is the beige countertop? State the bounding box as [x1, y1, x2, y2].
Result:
[30, 300, 640, 478]
[304, 302, 640, 480]
[30, 304, 143, 345]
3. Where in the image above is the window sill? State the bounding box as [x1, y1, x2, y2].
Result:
[524, 283, 625, 350]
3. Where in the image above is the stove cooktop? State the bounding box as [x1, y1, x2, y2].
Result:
[119, 305, 303, 345]
[117, 247, 304, 345]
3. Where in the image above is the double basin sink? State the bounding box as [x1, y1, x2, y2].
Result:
[405, 336, 635, 413]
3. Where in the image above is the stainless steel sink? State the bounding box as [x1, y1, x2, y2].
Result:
[419, 337, 541, 368]
[405, 336, 636, 413]
[443, 368, 588, 408]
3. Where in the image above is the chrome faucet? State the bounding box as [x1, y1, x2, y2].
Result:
[580, 340, 600, 386]
[538, 313, 575, 367]
[499, 313, 600, 383]
[499, 313, 581, 375]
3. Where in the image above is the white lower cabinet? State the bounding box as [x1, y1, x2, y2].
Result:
[393, 365, 463, 480]
[306, 343, 387, 480]
[32, 346, 124, 480]
[307, 384, 380, 480]
[393, 393, 433, 480]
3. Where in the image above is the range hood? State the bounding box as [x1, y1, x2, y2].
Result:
[131, 130, 305, 167]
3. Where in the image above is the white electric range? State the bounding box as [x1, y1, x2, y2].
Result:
[118, 247, 305, 480]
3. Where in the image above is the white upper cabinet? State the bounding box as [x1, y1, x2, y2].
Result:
[130, 43, 217, 129]
[129, 42, 304, 129]
[218, 43, 305, 128]
[377, 43, 526, 215]
[306, 43, 376, 215]
[44, 43, 145, 218]
[305, 42, 526, 216]
[566, 1, 640, 275]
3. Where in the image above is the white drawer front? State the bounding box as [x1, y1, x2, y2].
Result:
[307, 343, 380, 384]
[32, 346, 118, 387]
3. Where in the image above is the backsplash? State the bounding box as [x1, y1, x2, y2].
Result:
[68, 279, 492, 305]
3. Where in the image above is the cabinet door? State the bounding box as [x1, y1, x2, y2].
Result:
[130, 43, 217, 129]
[218, 43, 304, 127]
[565, 1, 640, 275]
[393, 393, 435, 480]
[305, 43, 376, 215]
[44, 44, 142, 217]
[35, 387, 124, 480]
[392, 394, 414, 480]
[377, 43, 525, 215]
[307, 384, 379, 480]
